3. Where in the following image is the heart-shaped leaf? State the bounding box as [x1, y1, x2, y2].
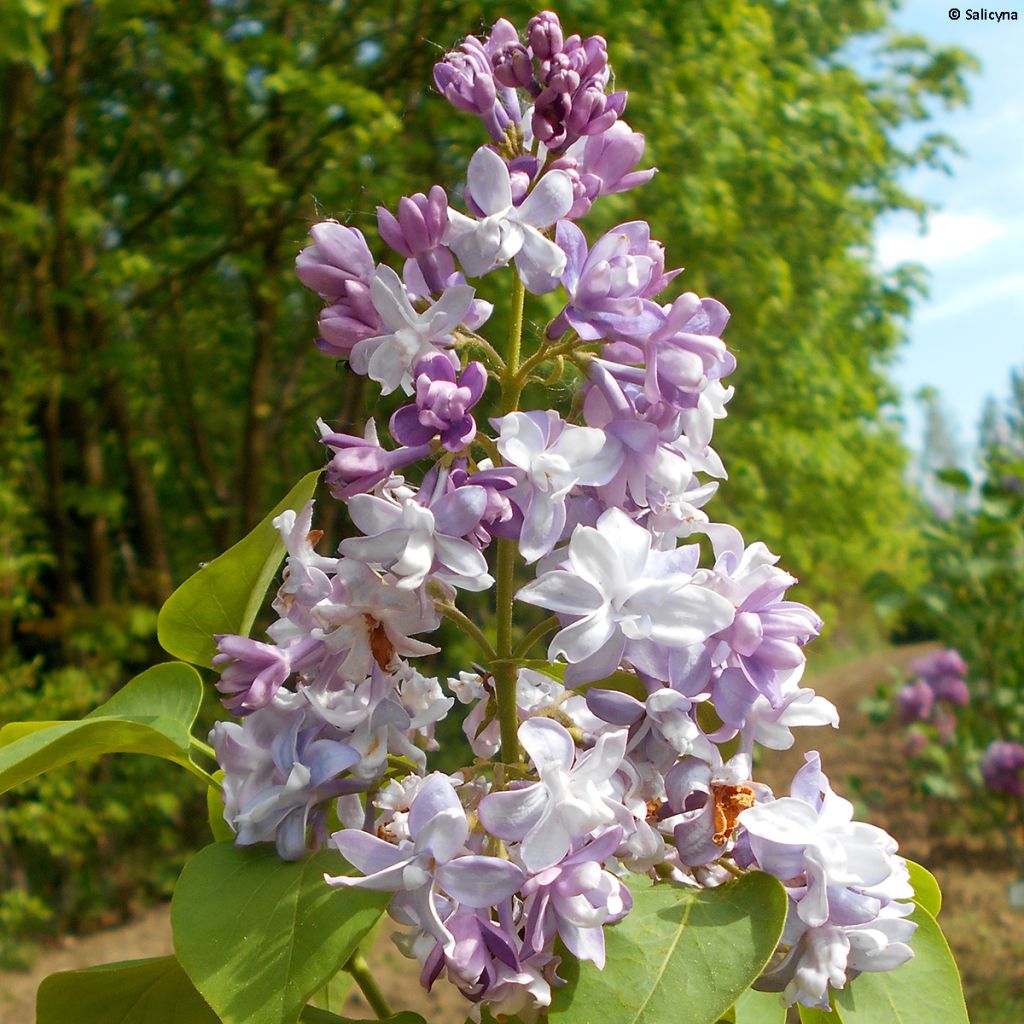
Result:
[550, 871, 788, 1024]
[831, 905, 968, 1024]
[158, 470, 320, 666]
[172, 841, 389, 1024]
[0, 662, 205, 794]
[37, 956, 219, 1023]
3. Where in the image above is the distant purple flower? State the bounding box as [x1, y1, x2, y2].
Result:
[547, 220, 674, 341]
[896, 679, 934, 724]
[390, 355, 487, 452]
[319, 419, 431, 501]
[929, 674, 969, 706]
[911, 648, 967, 681]
[377, 186, 456, 295]
[980, 740, 1024, 797]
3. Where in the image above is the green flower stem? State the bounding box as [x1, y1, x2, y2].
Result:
[346, 951, 392, 1019]
[439, 602, 497, 660]
[189, 736, 217, 761]
[513, 615, 561, 660]
[492, 271, 528, 765]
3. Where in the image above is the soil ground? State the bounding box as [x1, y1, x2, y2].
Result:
[2, 644, 1021, 1022]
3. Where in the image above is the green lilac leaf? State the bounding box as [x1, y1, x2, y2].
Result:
[0, 662, 204, 794]
[157, 470, 320, 665]
[549, 871, 788, 1024]
[172, 841, 390, 1024]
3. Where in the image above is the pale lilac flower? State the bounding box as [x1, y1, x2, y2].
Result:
[548, 220, 672, 340]
[494, 410, 619, 562]
[739, 753, 912, 929]
[478, 718, 629, 872]
[328, 774, 524, 953]
[212, 702, 360, 860]
[446, 147, 574, 292]
[314, 559, 441, 679]
[706, 525, 822, 705]
[712, 667, 839, 753]
[575, 121, 656, 198]
[350, 266, 475, 396]
[981, 740, 1024, 796]
[213, 634, 320, 714]
[517, 507, 735, 684]
[390, 355, 488, 451]
[585, 687, 711, 771]
[340, 485, 493, 592]
[273, 500, 338, 607]
[663, 752, 757, 867]
[520, 828, 630, 968]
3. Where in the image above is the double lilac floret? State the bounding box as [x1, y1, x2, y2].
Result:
[390, 354, 487, 452]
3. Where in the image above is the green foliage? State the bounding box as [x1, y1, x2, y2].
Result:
[37, 956, 221, 1024]
[171, 842, 389, 1024]
[158, 470, 320, 665]
[0, 662, 206, 791]
[550, 871, 788, 1024]
[907, 859, 942, 917]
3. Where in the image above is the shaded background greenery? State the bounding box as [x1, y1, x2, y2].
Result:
[0, 0, 975, 969]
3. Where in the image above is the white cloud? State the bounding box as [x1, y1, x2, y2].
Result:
[876, 212, 1009, 268]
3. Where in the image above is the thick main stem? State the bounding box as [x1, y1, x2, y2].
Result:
[492, 273, 528, 764]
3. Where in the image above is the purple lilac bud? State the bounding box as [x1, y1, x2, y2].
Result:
[377, 186, 456, 295]
[492, 42, 536, 91]
[980, 740, 1024, 797]
[318, 418, 431, 500]
[896, 679, 934, 724]
[434, 20, 522, 142]
[296, 222, 382, 357]
[527, 12, 563, 60]
[390, 355, 488, 451]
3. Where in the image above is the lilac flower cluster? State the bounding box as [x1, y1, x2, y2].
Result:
[210, 11, 916, 1017]
[895, 648, 969, 749]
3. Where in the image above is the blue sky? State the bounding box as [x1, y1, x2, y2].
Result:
[870, 1, 1023, 453]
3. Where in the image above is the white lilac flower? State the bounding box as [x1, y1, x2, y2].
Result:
[738, 753, 913, 929]
[349, 265, 475, 395]
[517, 507, 735, 684]
[313, 559, 440, 680]
[478, 718, 630, 873]
[272, 499, 339, 606]
[446, 146, 574, 293]
[340, 485, 493, 592]
[328, 774, 524, 954]
[495, 410, 619, 563]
